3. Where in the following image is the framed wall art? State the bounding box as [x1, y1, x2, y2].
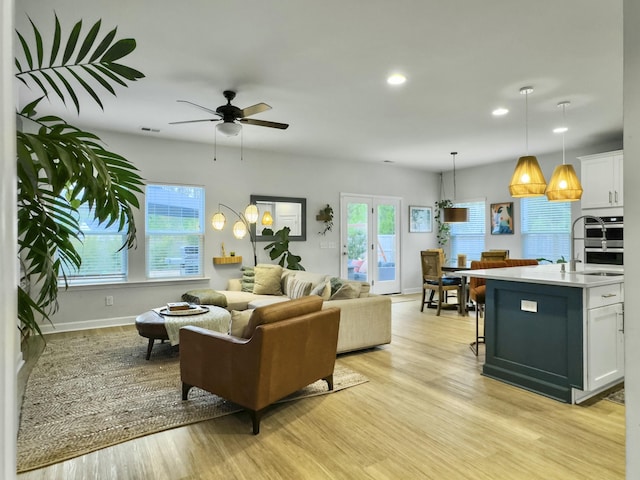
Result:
[490, 202, 514, 235]
[409, 205, 432, 233]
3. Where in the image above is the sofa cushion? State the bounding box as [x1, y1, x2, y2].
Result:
[253, 264, 283, 295]
[284, 270, 329, 290]
[286, 276, 313, 299]
[242, 295, 323, 338]
[230, 309, 253, 337]
[329, 277, 344, 296]
[330, 282, 362, 300]
[241, 266, 255, 292]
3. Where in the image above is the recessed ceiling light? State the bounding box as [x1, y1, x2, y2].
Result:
[492, 107, 509, 116]
[553, 127, 568, 134]
[387, 73, 406, 85]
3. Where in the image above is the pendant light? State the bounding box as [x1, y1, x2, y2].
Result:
[443, 152, 469, 223]
[509, 86, 547, 197]
[545, 101, 583, 201]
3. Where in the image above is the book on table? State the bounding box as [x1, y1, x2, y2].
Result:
[167, 301, 190, 311]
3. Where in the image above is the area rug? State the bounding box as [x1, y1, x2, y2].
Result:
[17, 327, 368, 473]
[605, 387, 625, 405]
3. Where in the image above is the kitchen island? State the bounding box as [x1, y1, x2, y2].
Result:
[466, 263, 624, 403]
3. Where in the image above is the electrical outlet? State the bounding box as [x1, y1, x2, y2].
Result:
[105, 296, 114, 306]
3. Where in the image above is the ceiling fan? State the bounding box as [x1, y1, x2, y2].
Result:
[170, 90, 289, 137]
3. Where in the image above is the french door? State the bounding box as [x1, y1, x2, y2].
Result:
[340, 194, 401, 294]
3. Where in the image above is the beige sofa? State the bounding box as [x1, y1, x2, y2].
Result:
[184, 267, 392, 354]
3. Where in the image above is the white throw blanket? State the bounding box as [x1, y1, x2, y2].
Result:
[153, 306, 231, 346]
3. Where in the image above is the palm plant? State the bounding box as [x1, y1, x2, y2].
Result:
[15, 15, 145, 336]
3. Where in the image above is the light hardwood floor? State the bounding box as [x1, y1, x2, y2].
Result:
[18, 295, 625, 480]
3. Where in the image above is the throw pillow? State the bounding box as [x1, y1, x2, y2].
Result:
[286, 276, 313, 299]
[241, 266, 255, 293]
[181, 289, 228, 307]
[329, 277, 344, 297]
[230, 309, 253, 337]
[310, 279, 331, 300]
[253, 264, 283, 295]
[330, 282, 362, 300]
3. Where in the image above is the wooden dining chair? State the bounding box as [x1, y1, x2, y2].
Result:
[420, 251, 463, 316]
[480, 250, 509, 261]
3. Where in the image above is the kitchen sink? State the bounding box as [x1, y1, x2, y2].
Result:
[583, 272, 624, 276]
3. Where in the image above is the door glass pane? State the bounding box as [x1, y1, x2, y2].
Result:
[347, 202, 369, 281]
[377, 204, 397, 282]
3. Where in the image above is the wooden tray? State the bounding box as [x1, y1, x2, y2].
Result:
[159, 305, 210, 316]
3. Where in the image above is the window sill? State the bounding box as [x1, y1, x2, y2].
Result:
[61, 277, 211, 291]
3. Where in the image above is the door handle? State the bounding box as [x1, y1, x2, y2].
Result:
[609, 191, 612, 204]
[615, 191, 619, 203]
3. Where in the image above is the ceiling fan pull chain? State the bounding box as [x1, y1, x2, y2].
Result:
[241, 128, 244, 161]
[214, 129, 217, 162]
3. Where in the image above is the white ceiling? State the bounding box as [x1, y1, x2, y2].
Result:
[15, 0, 623, 171]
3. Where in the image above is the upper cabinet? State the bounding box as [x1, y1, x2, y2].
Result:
[578, 150, 623, 209]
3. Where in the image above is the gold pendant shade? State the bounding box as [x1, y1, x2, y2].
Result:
[508, 155, 547, 197]
[545, 164, 583, 201]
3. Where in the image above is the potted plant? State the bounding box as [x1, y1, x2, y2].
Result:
[434, 199, 453, 248]
[15, 15, 145, 337]
[316, 204, 334, 235]
[262, 226, 305, 270]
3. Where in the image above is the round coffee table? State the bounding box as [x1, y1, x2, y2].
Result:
[135, 305, 231, 360]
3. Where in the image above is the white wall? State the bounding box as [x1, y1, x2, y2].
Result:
[49, 130, 439, 331]
[624, 1, 639, 477]
[1, 0, 17, 477]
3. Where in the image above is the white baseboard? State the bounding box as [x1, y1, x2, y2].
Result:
[402, 287, 421, 295]
[39, 316, 137, 335]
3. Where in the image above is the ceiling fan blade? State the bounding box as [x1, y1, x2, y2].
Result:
[240, 118, 289, 130]
[169, 118, 219, 125]
[240, 102, 271, 118]
[177, 100, 221, 116]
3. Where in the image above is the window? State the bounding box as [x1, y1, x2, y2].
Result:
[521, 197, 571, 261]
[449, 200, 486, 261]
[65, 203, 128, 284]
[146, 184, 205, 278]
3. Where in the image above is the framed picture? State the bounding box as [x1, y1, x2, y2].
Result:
[409, 205, 432, 233]
[490, 202, 514, 235]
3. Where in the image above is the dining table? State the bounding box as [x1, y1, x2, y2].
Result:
[442, 262, 472, 312]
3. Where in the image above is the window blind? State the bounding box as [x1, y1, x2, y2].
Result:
[64, 202, 128, 284]
[521, 197, 571, 261]
[450, 200, 486, 261]
[146, 184, 205, 278]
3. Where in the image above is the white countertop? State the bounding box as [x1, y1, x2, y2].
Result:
[457, 263, 624, 287]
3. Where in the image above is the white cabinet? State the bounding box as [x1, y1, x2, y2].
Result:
[579, 150, 623, 209]
[585, 284, 624, 392]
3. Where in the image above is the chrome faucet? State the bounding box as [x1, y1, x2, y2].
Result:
[569, 215, 607, 272]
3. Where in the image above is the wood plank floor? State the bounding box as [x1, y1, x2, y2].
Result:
[18, 295, 625, 480]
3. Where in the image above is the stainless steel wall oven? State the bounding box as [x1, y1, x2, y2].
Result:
[584, 215, 623, 265]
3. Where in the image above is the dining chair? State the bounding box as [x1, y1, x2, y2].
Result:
[469, 260, 508, 355]
[420, 251, 463, 316]
[480, 250, 509, 261]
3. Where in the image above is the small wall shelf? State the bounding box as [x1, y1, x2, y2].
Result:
[213, 256, 242, 265]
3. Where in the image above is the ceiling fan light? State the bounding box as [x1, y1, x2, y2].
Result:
[211, 211, 226, 230]
[509, 155, 547, 197]
[545, 164, 583, 201]
[443, 207, 469, 223]
[217, 121, 242, 137]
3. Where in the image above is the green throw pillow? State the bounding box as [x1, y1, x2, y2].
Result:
[241, 266, 255, 293]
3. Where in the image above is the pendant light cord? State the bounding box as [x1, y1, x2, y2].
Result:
[524, 91, 529, 155]
[561, 102, 566, 165]
[451, 152, 458, 202]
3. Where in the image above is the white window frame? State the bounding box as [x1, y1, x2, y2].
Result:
[449, 199, 486, 262]
[520, 197, 571, 262]
[145, 183, 205, 279]
[61, 197, 128, 285]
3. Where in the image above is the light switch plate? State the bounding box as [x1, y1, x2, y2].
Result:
[521, 300, 537, 313]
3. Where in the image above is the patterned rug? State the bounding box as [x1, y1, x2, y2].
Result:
[605, 387, 625, 405]
[17, 327, 367, 473]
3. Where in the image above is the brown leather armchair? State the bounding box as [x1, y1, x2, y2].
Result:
[179, 295, 340, 434]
